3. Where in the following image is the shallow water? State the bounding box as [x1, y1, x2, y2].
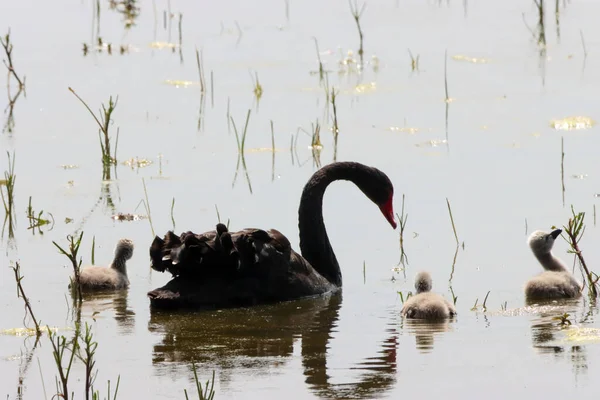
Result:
[1, 0, 600, 398]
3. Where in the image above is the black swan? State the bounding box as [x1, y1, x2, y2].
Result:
[147, 161, 397, 310]
[401, 271, 456, 319]
[525, 229, 581, 299]
[76, 238, 134, 290]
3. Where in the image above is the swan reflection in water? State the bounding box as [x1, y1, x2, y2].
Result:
[527, 298, 591, 375]
[400, 318, 455, 354]
[77, 290, 136, 334]
[148, 292, 399, 398]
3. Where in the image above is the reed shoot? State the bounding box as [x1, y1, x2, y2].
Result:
[313, 37, 325, 81]
[408, 49, 420, 71]
[446, 198, 459, 245]
[12, 262, 42, 337]
[562, 206, 598, 297]
[1, 29, 26, 89]
[184, 364, 215, 400]
[26, 196, 54, 233]
[52, 232, 84, 303]
[349, 0, 366, 66]
[396, 194, 409, 266]
[196, 47, 206, 93]
[1, 151, 16, 235]
[68, 88, 119, 173]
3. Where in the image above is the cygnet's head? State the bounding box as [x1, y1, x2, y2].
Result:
[528, 229, 562, 256]
[114, 238, 134, 261]
[414, 271, 432, 294]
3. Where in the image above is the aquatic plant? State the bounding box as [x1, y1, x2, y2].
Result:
[250, 71, 263, 100]
[561, 206, 598, 297]
[552, 313, 572, 327]
[141, 178, 156, 237]
[445, 198, 459, 246]
[68, 88, 120, 178]
[1, 151, 16, 237]
[195, 48, 206, 93]
[397, 291, 413, 304]
[443, 50, 450, 103]
[11, 262, 42, 337]
[396, 194, 409, 266]
[330, 86, 339, 161]
[48, 322, 120, 400]
[470, 291, 490, 312]
[184, 364, 215, 400]
[408, 49, 420, 72]
[231, 109, 253, 193]
[52, 231, 85, 302]
[26, 196, 54, 234]
[348, 0, 366, 66]
[48, 327, 78, 399]
[0, 29, 26, 90]
[449, 286, 458, 306]
[313, 37, 326, 81]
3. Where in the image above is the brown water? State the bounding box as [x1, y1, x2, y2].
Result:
[1, 0, 600, 398]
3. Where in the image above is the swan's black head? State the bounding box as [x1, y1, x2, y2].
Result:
[358, 165, 397, 229]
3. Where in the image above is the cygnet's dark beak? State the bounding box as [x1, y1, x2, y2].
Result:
[550, 229, 562, 239]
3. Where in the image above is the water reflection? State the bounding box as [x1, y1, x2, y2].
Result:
[149, 293, 398, 398]
[528, 298, 589, 375]
[401, 318, 455, 354]
[80, 290, 135, 335]
[109, 0, 141, 30]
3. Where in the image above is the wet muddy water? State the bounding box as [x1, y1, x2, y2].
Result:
[1, 0, 600, 398]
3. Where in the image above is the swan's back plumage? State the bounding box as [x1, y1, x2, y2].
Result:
[401, 272, 456, 320]
[148, 224, 334, 309]
[401, 292, 456, 320]
[76, 238, 134, 291]
[525, 271, 581, 299]
[79, 266, 129, 289]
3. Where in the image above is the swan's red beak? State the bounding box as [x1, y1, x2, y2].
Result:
[379, 197, 397, 229]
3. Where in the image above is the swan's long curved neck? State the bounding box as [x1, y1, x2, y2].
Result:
[110, 256, 128, 275]
[535, 251, 568, 272]
[298, 162, 368, 287]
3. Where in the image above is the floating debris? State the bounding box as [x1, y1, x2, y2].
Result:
[122, 157, 153, 169]
[0, 326, 67, 336]
[64, 217, 74, 224]
[353, 82, 376, 94]
[112, 213, 147, 221]
[244, 147, 285, 153]
[550, 116, 595, 131]
[564, 326, 600, 344]
[60, 164, 79, 170]
[387, 126, 419, 135]
[416, 139, 447, 147]
[150, 41, 180, 49]
[452, 55, 490, 64]
[164, 80, 198, 88]
[572, 174, 588, 180]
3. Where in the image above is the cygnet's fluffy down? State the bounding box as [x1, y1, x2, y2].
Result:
[401, 272, 456, 320]
[77, 239, 134, 290]
[525, 229, 581, 299]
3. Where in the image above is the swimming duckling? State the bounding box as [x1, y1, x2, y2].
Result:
[525, 229, 581, 299]
[401, 272, 456, 319]
[76, 238, 134, 290]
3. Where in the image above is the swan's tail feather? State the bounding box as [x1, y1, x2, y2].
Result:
[149, 224, 292, 281]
